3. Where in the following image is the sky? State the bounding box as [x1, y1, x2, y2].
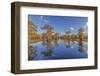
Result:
[28, 15, 88, 35]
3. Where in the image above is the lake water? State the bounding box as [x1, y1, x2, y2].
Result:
[29, 39, 88, 60]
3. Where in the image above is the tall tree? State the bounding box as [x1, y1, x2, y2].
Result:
[28, 20, 37, 33]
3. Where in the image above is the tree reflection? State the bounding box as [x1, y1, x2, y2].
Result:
[54, 39, 59, 46]
[78, 41, 85, 52]
[41, 38, 60, 56]
[65, 40, 72, 48]
[41, 40, 54, 56]
[28, 45, 37, 60]
[64, 40, 86, 52]
[41, 37, 87, 58]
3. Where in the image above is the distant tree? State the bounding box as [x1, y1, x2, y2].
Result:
[65, 31, 71, 35]
[65, 31, 72, 41]
[55, 33, 59, 39]
[41, 23, 54, 32]
[78, 27, 85, 41]
[28, 20, 37, 33]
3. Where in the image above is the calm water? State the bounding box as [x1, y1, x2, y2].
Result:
[29, 39, 88, 60]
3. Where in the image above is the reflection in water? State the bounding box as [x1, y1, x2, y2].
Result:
[65, 40, 72, 48]
[41, 50, 53, 56]
[29, 39, 59, 58]
[41, 40, 55, 56]
[28, 45, 37, 60]
[29, 39, 87, 60]
[78, 41, 87, 52]
[54, 39, 59, 47]
[64, 40, 86, 52]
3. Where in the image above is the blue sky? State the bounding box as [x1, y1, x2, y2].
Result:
[28, 15, 88, 35]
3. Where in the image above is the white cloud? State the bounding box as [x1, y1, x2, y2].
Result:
[70, 27, 74, 31]
[37, 16, 49, 24]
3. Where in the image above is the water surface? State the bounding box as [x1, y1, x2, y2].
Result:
[29, 39, 88, 61]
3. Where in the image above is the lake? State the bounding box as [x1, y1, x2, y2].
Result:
[29, 39, 88, 61]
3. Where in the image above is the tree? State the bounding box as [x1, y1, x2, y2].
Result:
[55, 33, 59, 39]
[41, 23, 54, 32]
[41, 23, 54, 40]
[28, 20, 37, 33]
[65, 31, 72, 41]
[78, 27, 85, 41]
